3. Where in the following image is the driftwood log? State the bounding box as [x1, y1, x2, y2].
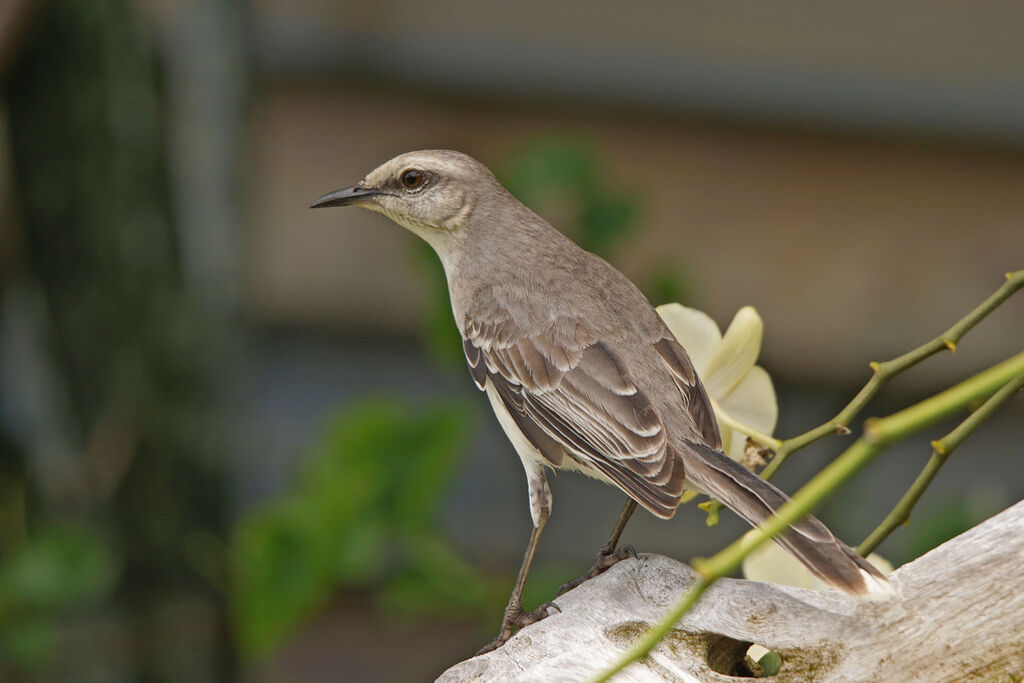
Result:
[439, 500, 1024, 682]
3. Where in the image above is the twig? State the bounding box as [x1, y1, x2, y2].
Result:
[857, 371, 1024, 556]
[595, 350, 1024, 682]
[703, 270, 1024, 520]
[765, 269, 1023, 475]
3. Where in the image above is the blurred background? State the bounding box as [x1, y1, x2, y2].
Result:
[1, 1, 1022, 680]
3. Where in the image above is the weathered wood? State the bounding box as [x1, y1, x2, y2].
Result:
[439, 500, 1024, 682]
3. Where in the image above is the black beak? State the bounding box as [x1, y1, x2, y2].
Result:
[309, 185, 381, 208]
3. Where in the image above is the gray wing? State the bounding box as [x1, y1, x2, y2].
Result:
[463, 311, 707, 518]
[652, 337, 722, 450]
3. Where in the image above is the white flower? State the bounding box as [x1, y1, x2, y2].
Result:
[656, 303, 778, 463]
[740, 537, 893, 590]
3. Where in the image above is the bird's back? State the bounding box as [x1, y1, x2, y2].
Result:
[450, 208, 718, 451]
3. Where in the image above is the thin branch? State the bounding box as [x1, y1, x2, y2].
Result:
[764, 269, 1024, 476]
[702, 270, 1024, 520]
[857, 371, 1024, 556]
[596, 350, 1024, 682]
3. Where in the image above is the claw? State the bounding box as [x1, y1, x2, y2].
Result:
[537, 600, 561, 614]
[557, 545, 637, 596]
[476, 634, 508, 656]
[475, 602, 560, 655]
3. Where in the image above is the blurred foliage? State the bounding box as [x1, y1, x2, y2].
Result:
[0, 524, 119, 668]
[646, 265, 697, 311]
[902, 491, 1005, 564]
[905, 501, 975, 562]
[232, 398, 492, 657]
[497, 138, 697, 305]
[498, 139, 639, 256]
[411, 243, 464, 368]
[2, 0, 230, 678]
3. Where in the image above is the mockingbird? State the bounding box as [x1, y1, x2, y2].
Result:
[311, 150, 889, 654]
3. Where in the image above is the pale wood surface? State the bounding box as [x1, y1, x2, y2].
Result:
[439, 500, 1024, 682]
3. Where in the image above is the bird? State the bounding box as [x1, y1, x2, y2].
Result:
[310, 149, 889, 654]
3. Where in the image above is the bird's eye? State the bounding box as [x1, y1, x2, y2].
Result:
[400, 169, 425, 190]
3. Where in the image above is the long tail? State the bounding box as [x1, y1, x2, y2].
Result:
[681, 439, 891, 596]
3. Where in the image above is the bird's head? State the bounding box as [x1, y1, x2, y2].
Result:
[310, 150, 501, 254]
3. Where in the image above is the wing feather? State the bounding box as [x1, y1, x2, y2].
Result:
[462, 312, 689, 518]
[653, 337, 722, 449]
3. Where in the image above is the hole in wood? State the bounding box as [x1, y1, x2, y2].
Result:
[705, 635, 782, 677]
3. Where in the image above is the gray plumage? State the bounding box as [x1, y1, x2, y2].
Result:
[311, 150, 889, 648]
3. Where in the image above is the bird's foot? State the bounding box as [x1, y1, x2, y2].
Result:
[475, 601, 560, 655]
[557, 544, 636, 596]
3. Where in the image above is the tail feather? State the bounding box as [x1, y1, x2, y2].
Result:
[682, 439, 890, 597]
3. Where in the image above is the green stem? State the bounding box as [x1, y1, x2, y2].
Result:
[703, 270, 1024, 520]
[769, 269, 1023, 472]
[857, 370, 1024, 556]
[595, 350, 1024, 682]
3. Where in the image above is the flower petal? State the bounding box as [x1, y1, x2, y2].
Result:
[724, 428, 745, 461]
[655, 303, 721, 375]
[718, 365, 778, 436]
[742, 537, 826, 590]
[742, 539, 893, 591]
[866, 554, 894, 576]
[702, 306, 763, 398]
[720, 424, 733, 458]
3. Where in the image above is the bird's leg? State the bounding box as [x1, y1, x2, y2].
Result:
[476, 469, 558, 655]
[557, 498, 638, 596]
[600, 497, 639, 556]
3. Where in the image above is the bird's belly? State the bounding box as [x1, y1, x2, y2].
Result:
[483, 381, 548, 470]
[483, 380, 620, 490]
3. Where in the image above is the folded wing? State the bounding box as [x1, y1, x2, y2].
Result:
[463, 312, 689, 518]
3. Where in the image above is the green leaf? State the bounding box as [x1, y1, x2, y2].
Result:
[332, 518, 388, 583]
